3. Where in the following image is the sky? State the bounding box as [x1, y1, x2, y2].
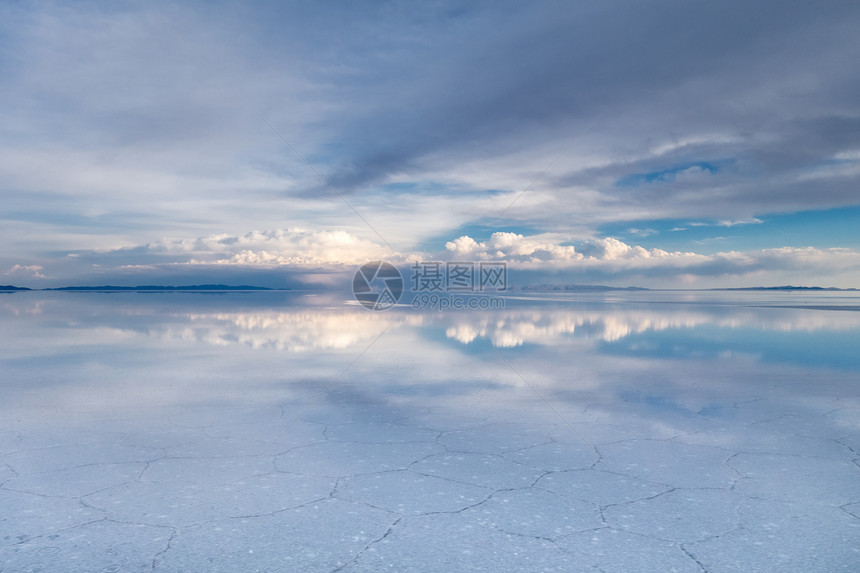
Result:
[2, 0, 860, 289]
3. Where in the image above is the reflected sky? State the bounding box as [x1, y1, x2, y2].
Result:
[5, 290, 858, 362]
[2, 290, 859, 419]
[1, 291, 859, 571]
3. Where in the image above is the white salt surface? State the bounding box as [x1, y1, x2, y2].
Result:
[1, 292, 858, 571]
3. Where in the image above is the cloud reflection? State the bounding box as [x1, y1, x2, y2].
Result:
[54, 301, 860, 353]
[5, 293, 859, 359]
[442, 307, 860, 348]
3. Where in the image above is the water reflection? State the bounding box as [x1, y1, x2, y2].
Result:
[1, 292, 858, 571]
[4, 292, 860, 380]
[166, 311, 422, 351]
[5, 292, 860, 359]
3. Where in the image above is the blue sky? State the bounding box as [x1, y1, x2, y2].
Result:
[2, 0, 860, 288]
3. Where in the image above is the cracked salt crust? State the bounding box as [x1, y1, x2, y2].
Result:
[1, 294, 859, 572]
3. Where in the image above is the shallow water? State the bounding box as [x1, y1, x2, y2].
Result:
[1, 291, 859, 571]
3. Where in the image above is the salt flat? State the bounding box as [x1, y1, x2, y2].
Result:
[1, 291, 858, 572]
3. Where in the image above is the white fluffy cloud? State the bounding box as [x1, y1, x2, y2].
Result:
[36, 228, 860, 289]
[147, 229, 399, 266]
[445, 232, 682, 263]
[446, 232, 579, 262]
[442, 232, 860, 286]
[4, 264, 47, 279]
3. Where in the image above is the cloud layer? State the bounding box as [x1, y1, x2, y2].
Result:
[39, 228, 857, 289]
[2, 1, 859, 286]
[445, 233, 860, 286]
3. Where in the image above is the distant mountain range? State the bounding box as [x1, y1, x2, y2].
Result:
[518, 284, 860, 292]
[1, 284, 277, 292]
[711, 286, 860, 291]
[519, 284, 649, 292]
[2, 283, 858, 293]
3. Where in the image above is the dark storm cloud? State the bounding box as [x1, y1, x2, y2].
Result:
[302, 0, 860, 205]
